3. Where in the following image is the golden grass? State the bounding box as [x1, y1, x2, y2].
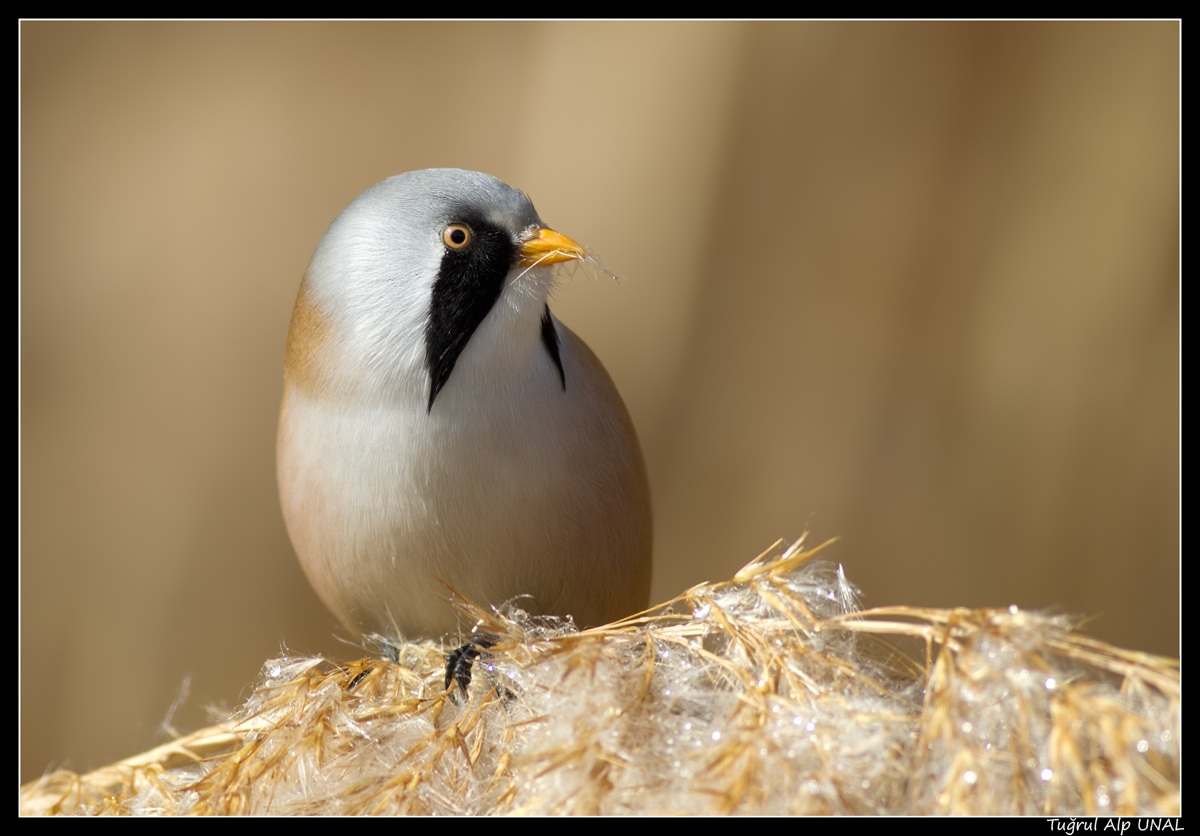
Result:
[20, 537, 1179, 815]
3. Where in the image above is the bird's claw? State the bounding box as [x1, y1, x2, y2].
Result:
[445, 632, 498, 698]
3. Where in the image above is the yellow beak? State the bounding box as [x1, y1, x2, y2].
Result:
[517, 227, 587, 267]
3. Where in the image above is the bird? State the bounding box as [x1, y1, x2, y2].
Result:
[277, 168, 652, 648]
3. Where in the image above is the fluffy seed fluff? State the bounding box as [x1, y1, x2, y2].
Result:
[21, 537, 1180, 816]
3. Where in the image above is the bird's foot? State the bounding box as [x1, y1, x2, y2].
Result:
[445, 632, 499, 699]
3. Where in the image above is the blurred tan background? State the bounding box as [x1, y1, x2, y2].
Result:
[20, 21, 1178, 784]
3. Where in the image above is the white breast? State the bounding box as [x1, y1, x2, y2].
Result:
[277, 319, 651, 639]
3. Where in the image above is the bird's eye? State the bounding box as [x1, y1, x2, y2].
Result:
[442, 224, 472, 250]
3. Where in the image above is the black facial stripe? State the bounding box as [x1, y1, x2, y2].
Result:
[541, 305, 566, 390]
[425, 216, 517, 411]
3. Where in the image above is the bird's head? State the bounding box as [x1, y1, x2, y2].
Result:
[288, 169, 588, 410]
